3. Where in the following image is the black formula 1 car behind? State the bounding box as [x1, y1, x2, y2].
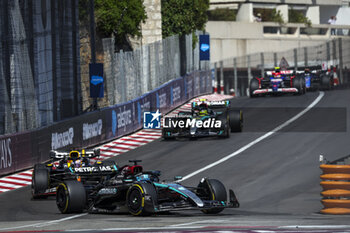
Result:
[55, 160, 240, 215]
[296, 67, 335, 91]
[31, 149, 109, 199]
[162, 100, 243, 139]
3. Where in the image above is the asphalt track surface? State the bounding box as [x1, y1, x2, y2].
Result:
[1, 89, 350, 232]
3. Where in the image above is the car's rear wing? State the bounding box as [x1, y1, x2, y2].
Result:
[295, 70, 318, 74]
[192, 100, 230, 109]
[50, 149, 100, 161]
[265, 70, 294, 76]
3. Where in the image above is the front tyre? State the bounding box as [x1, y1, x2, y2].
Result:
[198, 178, 227, 214]
[126, 183, 157, 216]
[56, 181, 86, 214]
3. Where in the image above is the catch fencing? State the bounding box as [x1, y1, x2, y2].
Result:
[0, 0, 81, 135]
[101, 31, 208, 107]
[213, 38, 350, 97]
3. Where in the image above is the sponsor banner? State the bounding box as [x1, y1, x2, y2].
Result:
[79, 112, 105, 148]
[185, 73, 194, 100]
[170, 78, 184, 107]
[154, 84, 171, 114]
[105, 101, 134, 140]
[89, 63, 104, 98]
[49, 124, 75, 151]
[199, 34, 210, 61]
[0, 132, 32, 176]
[134, 93, 154, 130]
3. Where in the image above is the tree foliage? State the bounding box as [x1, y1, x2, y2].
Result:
[94, 0, 147, 43]
[207, 8, 236, 21]
[270, 9, 285, 24]
[161, 0, 210, 38]
[254, 9, 284, 24]
[289, 9, 312, 27]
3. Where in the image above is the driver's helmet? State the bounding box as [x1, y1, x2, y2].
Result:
[199, 109, 208, 116]
[305, 68, 310, 74]
[74, 159, 82, 168]
[273, 67, 281, 78]
[198, 103, 209, 116]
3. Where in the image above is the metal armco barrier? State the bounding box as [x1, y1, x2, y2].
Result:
[320, 164, 350, 214]
[0, 70, 211, 177]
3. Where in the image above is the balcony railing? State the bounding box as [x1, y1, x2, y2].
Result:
[262, 22, 350, 37]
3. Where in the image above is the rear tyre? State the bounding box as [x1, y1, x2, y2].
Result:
[229, 110, 243, 133]
[56, 181, 86, 214]
[32, 166, 49, 199]
[249, 79, 259, 97]
[127, 183, 157, 216]
[292, 77, 304, 95]
[321, 74, 331, 90]
[198, 178, 227, 214]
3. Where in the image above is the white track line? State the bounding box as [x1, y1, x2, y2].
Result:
[0, 213, 88, 231]
[281, 225, 350, 229]
[181, 91, 325, 181]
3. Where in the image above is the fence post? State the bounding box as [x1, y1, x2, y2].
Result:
[338, 38, 344, 84]
[214, 62, 218, 93]
[120, 50, 127, 103]
[247, 55, 252, 96]
[326, 41, 331, 62]
[247, 55, 251, 82]
[294, 48, 298, 72]
[274, 53, 277, 67]
[304, 47, 308, 67]
[220, 60, 224, 94]
[234, 58, 238, 97]
[332, 40, 337, 63]
[260, 53, 265, 78]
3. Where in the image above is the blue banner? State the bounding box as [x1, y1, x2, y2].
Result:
[89, 63, 104, 98]
[199, 35, 210, 61]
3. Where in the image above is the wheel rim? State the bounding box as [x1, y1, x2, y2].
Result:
[128, 188, 142, 213]
[57, 187, 67, 211]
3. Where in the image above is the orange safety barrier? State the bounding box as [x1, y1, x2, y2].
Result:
[321, 181, 350, 190]
[320, 163, 350, 215]
[320, 164, 350, 174]
[321, 208, 350, 215]
[320, 174, 350, 181]
[322, 199, 350, 208]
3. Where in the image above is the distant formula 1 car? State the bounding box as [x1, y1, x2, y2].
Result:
[249, 68, 305, 97]
[162, 99, 243, 139]
[55, 160, 240, 215]
[296, 67, 336, 91]
[31, 149, 114, 199]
